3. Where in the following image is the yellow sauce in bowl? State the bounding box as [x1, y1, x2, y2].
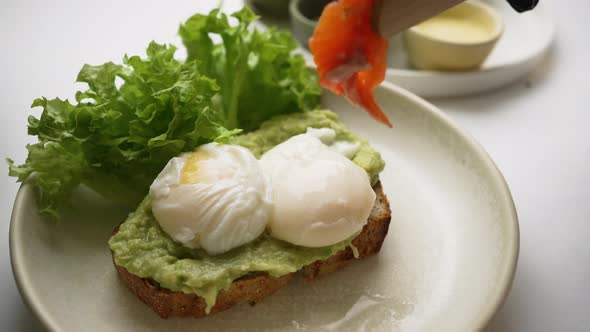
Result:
[413, 1, 499, 44]
[414, 16, 493, 43]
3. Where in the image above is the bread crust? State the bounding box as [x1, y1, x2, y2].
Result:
[112, 181, 391, 318]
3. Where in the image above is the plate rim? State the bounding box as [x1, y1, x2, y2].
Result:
[9, 82, 519, 332]
[10, 184, 61, 332]
[378, 82, 520, 330]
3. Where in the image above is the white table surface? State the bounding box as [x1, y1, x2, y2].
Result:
[1, 0, 588, 331]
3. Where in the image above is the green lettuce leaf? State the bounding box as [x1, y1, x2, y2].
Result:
[8, 7, 320, 219]
[179, 7, 321, 131]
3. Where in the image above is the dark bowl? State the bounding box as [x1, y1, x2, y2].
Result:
[289, 0, 333, 49]
[248, 0, 291, 17]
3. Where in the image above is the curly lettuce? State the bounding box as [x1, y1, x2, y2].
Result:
[8, 7, 321, 219]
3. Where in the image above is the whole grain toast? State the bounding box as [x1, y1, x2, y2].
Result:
[112, 181, 391, 318]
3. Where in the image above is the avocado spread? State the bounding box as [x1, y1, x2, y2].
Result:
[108, 110, 385, 312]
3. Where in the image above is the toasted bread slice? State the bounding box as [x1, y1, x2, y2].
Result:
[112, 181, 391, 318]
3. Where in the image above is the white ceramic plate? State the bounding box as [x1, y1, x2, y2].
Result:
[10, 83, 518, 332]
[386, 0, 554, 97]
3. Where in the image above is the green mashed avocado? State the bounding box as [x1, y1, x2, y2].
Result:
[108, 110, 385, 312]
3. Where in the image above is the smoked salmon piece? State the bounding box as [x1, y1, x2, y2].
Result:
[310, 0, 392, 127]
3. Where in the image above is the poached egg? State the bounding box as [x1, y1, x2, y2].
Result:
[260, 129, 376, 247]
[149, 143, 272, 255]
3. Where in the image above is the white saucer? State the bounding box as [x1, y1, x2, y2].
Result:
[386, 0, 554, 97]
[10, 83, 519, 331]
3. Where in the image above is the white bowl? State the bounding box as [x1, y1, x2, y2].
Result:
[403, 0, 504, 71]
[386, 0, 554, 97]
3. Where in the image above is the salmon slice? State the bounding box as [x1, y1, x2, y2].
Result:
[310, 0, 391, 127]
